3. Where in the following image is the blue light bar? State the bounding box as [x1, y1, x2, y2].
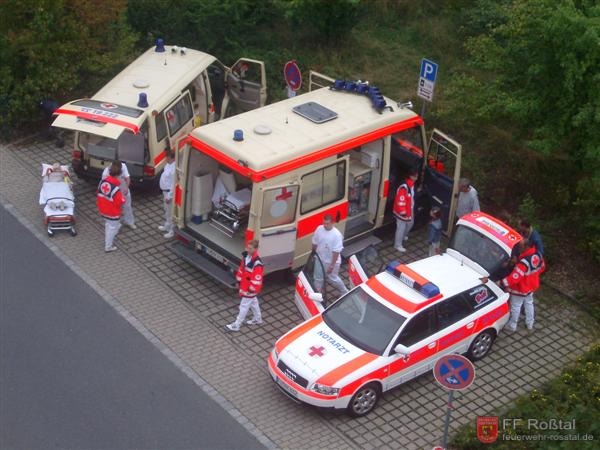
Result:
[385, 260, 440, 298]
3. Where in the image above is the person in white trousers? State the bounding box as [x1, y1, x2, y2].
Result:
[226, 240, 264, 331]
[158, 150, 176, 238]
[312, 214, 349, 295]
[101, 160, 136, 229]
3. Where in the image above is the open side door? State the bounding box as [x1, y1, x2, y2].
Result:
[348, 245, 383, 287]
[224, 58, 267, 116]
[308, 71, 335, 92]
[424, 129, 462, 235]
[348, 255, 369, 288]
[294, 252, 328, 321]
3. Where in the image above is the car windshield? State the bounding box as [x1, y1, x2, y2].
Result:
[449, 225, 510, 280]
[322, 287, 406, 356]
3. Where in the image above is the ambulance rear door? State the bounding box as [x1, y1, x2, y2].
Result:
[424, 129, 462, 234]
[294, 252, 329, 321]
[257, 183, 300, 273]
[224, 58, 267, 116]
[173, 138, 191, 229]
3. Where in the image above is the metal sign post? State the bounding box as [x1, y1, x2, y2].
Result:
[433, 354, 476, 449]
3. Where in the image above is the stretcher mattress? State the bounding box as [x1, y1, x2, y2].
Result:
[40, 181, 75, 217]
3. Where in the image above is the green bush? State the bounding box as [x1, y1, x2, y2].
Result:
[452, 343, 600, 449]
[0, 0, 137, 138]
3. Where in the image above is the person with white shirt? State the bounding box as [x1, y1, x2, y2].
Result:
[312, 214, 349, 295]
[455, 177, 480, 220]
[101, 160, 136, 229]
[158, 150, 176, 238]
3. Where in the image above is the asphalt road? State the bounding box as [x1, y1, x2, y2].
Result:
[0, 205, 265, 450]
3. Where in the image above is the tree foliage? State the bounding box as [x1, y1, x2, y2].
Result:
[441, 0, 600, 260]
[126, 0, 279, 61]
[0, 0, 137, 137]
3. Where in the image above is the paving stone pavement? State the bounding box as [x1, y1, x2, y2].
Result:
[1, 136, 597, 450]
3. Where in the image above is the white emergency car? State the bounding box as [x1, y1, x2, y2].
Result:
[268, 212, 521, 416]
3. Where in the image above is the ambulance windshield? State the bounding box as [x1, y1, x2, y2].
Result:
[323, 288, 406, 356]
[449, 225, 510, 280]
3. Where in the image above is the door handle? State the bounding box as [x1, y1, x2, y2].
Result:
[466, 322, 475, 329]
[427, 342, 436, 349]
[335, 211, 341, 222]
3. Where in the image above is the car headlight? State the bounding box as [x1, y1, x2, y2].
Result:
[312, 383, 340, 396]
[271, 347, 279, 362]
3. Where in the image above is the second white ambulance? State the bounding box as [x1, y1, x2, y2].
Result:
[268, 212, 521, 416]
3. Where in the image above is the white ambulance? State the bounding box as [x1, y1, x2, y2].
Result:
[268, 212, 521, 416]
[172, 73, 463, 286]
[52, 39, 266, 187]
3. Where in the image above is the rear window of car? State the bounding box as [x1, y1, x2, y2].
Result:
[465, 285, 497, 309]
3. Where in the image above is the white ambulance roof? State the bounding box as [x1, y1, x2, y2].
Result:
[93, 46, 216, 113]
[189, 87, 420, 173]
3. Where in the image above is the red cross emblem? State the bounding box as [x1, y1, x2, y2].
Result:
[100, 181, 111, 195]
[308, 346, 325, 357]
[276, 187, 293, 201]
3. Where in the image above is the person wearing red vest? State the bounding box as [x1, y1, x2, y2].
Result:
[226, 240, 264, 331]
[393, 170, 418, 252]
[501, 239, 545, 332]
[97, 161, 126, 252]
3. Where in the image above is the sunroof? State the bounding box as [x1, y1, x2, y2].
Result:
[292, 102, 338, 124]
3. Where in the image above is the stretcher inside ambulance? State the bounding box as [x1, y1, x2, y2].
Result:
[52, 41, 266, 188]
[172, 79, 462, 287]
[269, 212, 521, 416]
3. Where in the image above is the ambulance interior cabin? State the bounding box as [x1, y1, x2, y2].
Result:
[183, 151, 253, 258]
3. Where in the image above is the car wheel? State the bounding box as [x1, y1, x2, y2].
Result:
[347, 382, 380, 417]
[467, 330, 495, 361]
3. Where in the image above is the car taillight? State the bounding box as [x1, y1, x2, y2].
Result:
[72, 150, 82, 160]
[175, 233, 191, 246]
[143, 165, 155, 177]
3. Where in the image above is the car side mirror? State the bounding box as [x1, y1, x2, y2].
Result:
[308, 292, 324, 303]
[394, 344, 410, 357]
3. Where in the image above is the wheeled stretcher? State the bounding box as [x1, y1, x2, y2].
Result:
[39, 163, 77, 237]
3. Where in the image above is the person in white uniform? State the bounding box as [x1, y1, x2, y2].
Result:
[312, 214, 349, 295]
[158, 150, 176, 238]
[101, 160, 136, 229]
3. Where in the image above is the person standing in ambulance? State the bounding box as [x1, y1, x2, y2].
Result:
[312, 214, 349, 294]
[226, 240, 264, 331]
[501, 239, 545, 332]
[393, 170, 418, 252]
[97, 161, 126, 252]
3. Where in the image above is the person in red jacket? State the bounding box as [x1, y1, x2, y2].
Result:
[501, 239, 545, 332]
[393, 170, 418, 252]
[226, 240, 264, 331]
[97, 161, 126, 252]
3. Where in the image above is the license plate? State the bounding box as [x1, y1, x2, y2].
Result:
[197, 243, 227, 264]
[276, 377, 298, 398]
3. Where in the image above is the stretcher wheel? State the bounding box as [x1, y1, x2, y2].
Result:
[70, 227, 77, 237]
[47, 228, 54, 237]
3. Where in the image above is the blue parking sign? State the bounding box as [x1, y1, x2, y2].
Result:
[420, 59, 438, 82]
[417, 58, 438, 102]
